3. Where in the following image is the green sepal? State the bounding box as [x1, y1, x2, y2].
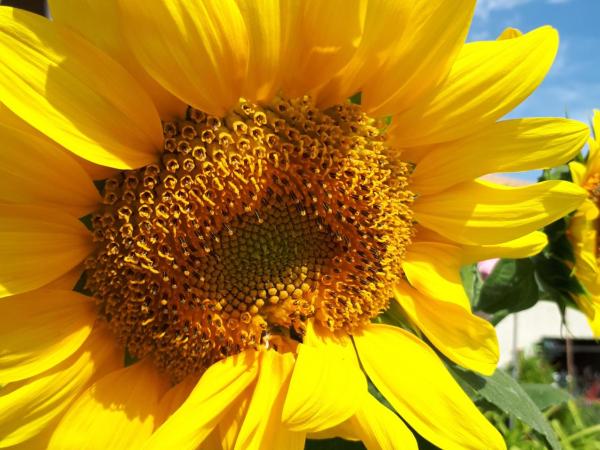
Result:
[375, 299, 414, 332]
[124, 349, 139, 367]
[349, 92, 362, 105]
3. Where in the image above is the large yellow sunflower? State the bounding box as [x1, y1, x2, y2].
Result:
[0, 1, 589, 449]
[568, 110, 600, 336]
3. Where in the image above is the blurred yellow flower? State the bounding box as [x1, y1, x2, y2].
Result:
[0, 2, 588, 449]
[568, 110, 600, 336]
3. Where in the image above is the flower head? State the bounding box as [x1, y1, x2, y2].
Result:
[0, 2, 588, 449]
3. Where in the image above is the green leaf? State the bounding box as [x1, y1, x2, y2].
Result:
[521, 383, 571, 411]
[542, 217, 575, 264]
[534, 253, 586, 299]
[460, 264, 482, 308]
[449, 366, 561, 450]
[549, 233, 576, 264]
[477, 259, 539, 315]
[305, 439, 365, 450]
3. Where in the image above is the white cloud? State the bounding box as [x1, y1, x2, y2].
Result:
[508, 81, 600, 124]
[475, 0, 533, 19]
[475, 0, 573, 20]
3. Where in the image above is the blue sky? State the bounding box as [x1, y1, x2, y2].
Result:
[469, 0, 600, 181]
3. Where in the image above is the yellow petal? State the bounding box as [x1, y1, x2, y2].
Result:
[144, 351, 259, 450]
[0, 7, 163, 169]
[315, 0, 412, 106]
[219, 387, 252, 450]
[414, 179, 586, 245]
[3, 424, 54, 450]
[414, 226, 549, 263]
[354, 324, 506, 450]
[593, 109, 600, 142]
[394, 282, 499, 375]
[587, 127, 600, 178]
[0, 204, 93, 298]
[0, 289, 95, 384]
[235, 351, 304, 450]
[569, 161, 587, 186]
[0, 122, 100, 216]
[389, 26, 559, 146]
[282, 0, 364, 100]
[362, 0, 476, 116]
[44, 267, 83, 291]
[347, 395, 417, 450]
[306, 427, 360, 442]
[0, 325, 122, 448]
[403, 242, 470, 309]
[235, 0, 284, 103]
[155, 376, 197, 426]
[570, 200, 600, 311]
[49, 360, 169, 450]
[282, 333, 368, 432]
[48, 0, 186, 120]
[0, 102, 119, 182]
[120, 0, 248, 116]
[460, 231, 548, 264]
[411, 118, 589, 195]
[497, 27, 523, 40]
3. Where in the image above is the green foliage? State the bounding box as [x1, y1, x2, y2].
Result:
[478, 353, 600, 450]
[460, 264, 483, 308]
[469, 234, 584, 322]
[521, 384, 571, 411]
[542, 165, 574, 182]
[485, 409, 550, 450]
[512, 351, 555, 384]
[464, 161, 589, 322]
[486, 399, 600, 450]
[533, 213, 585, 310]
[477, 259, 539, 319]
[448, 365, 561, 450]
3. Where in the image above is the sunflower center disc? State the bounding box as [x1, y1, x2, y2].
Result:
[86, 96, 414, 381]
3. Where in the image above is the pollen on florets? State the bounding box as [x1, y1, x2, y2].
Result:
[85, 96, 414, 381]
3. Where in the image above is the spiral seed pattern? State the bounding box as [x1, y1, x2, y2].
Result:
[86, 96, 414, 381]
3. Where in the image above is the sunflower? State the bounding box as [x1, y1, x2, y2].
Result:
[0, 1, 588, 449]
[568, 110, 600, 336]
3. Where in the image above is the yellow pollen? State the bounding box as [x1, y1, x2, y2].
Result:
[85, 96, 414, 381]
